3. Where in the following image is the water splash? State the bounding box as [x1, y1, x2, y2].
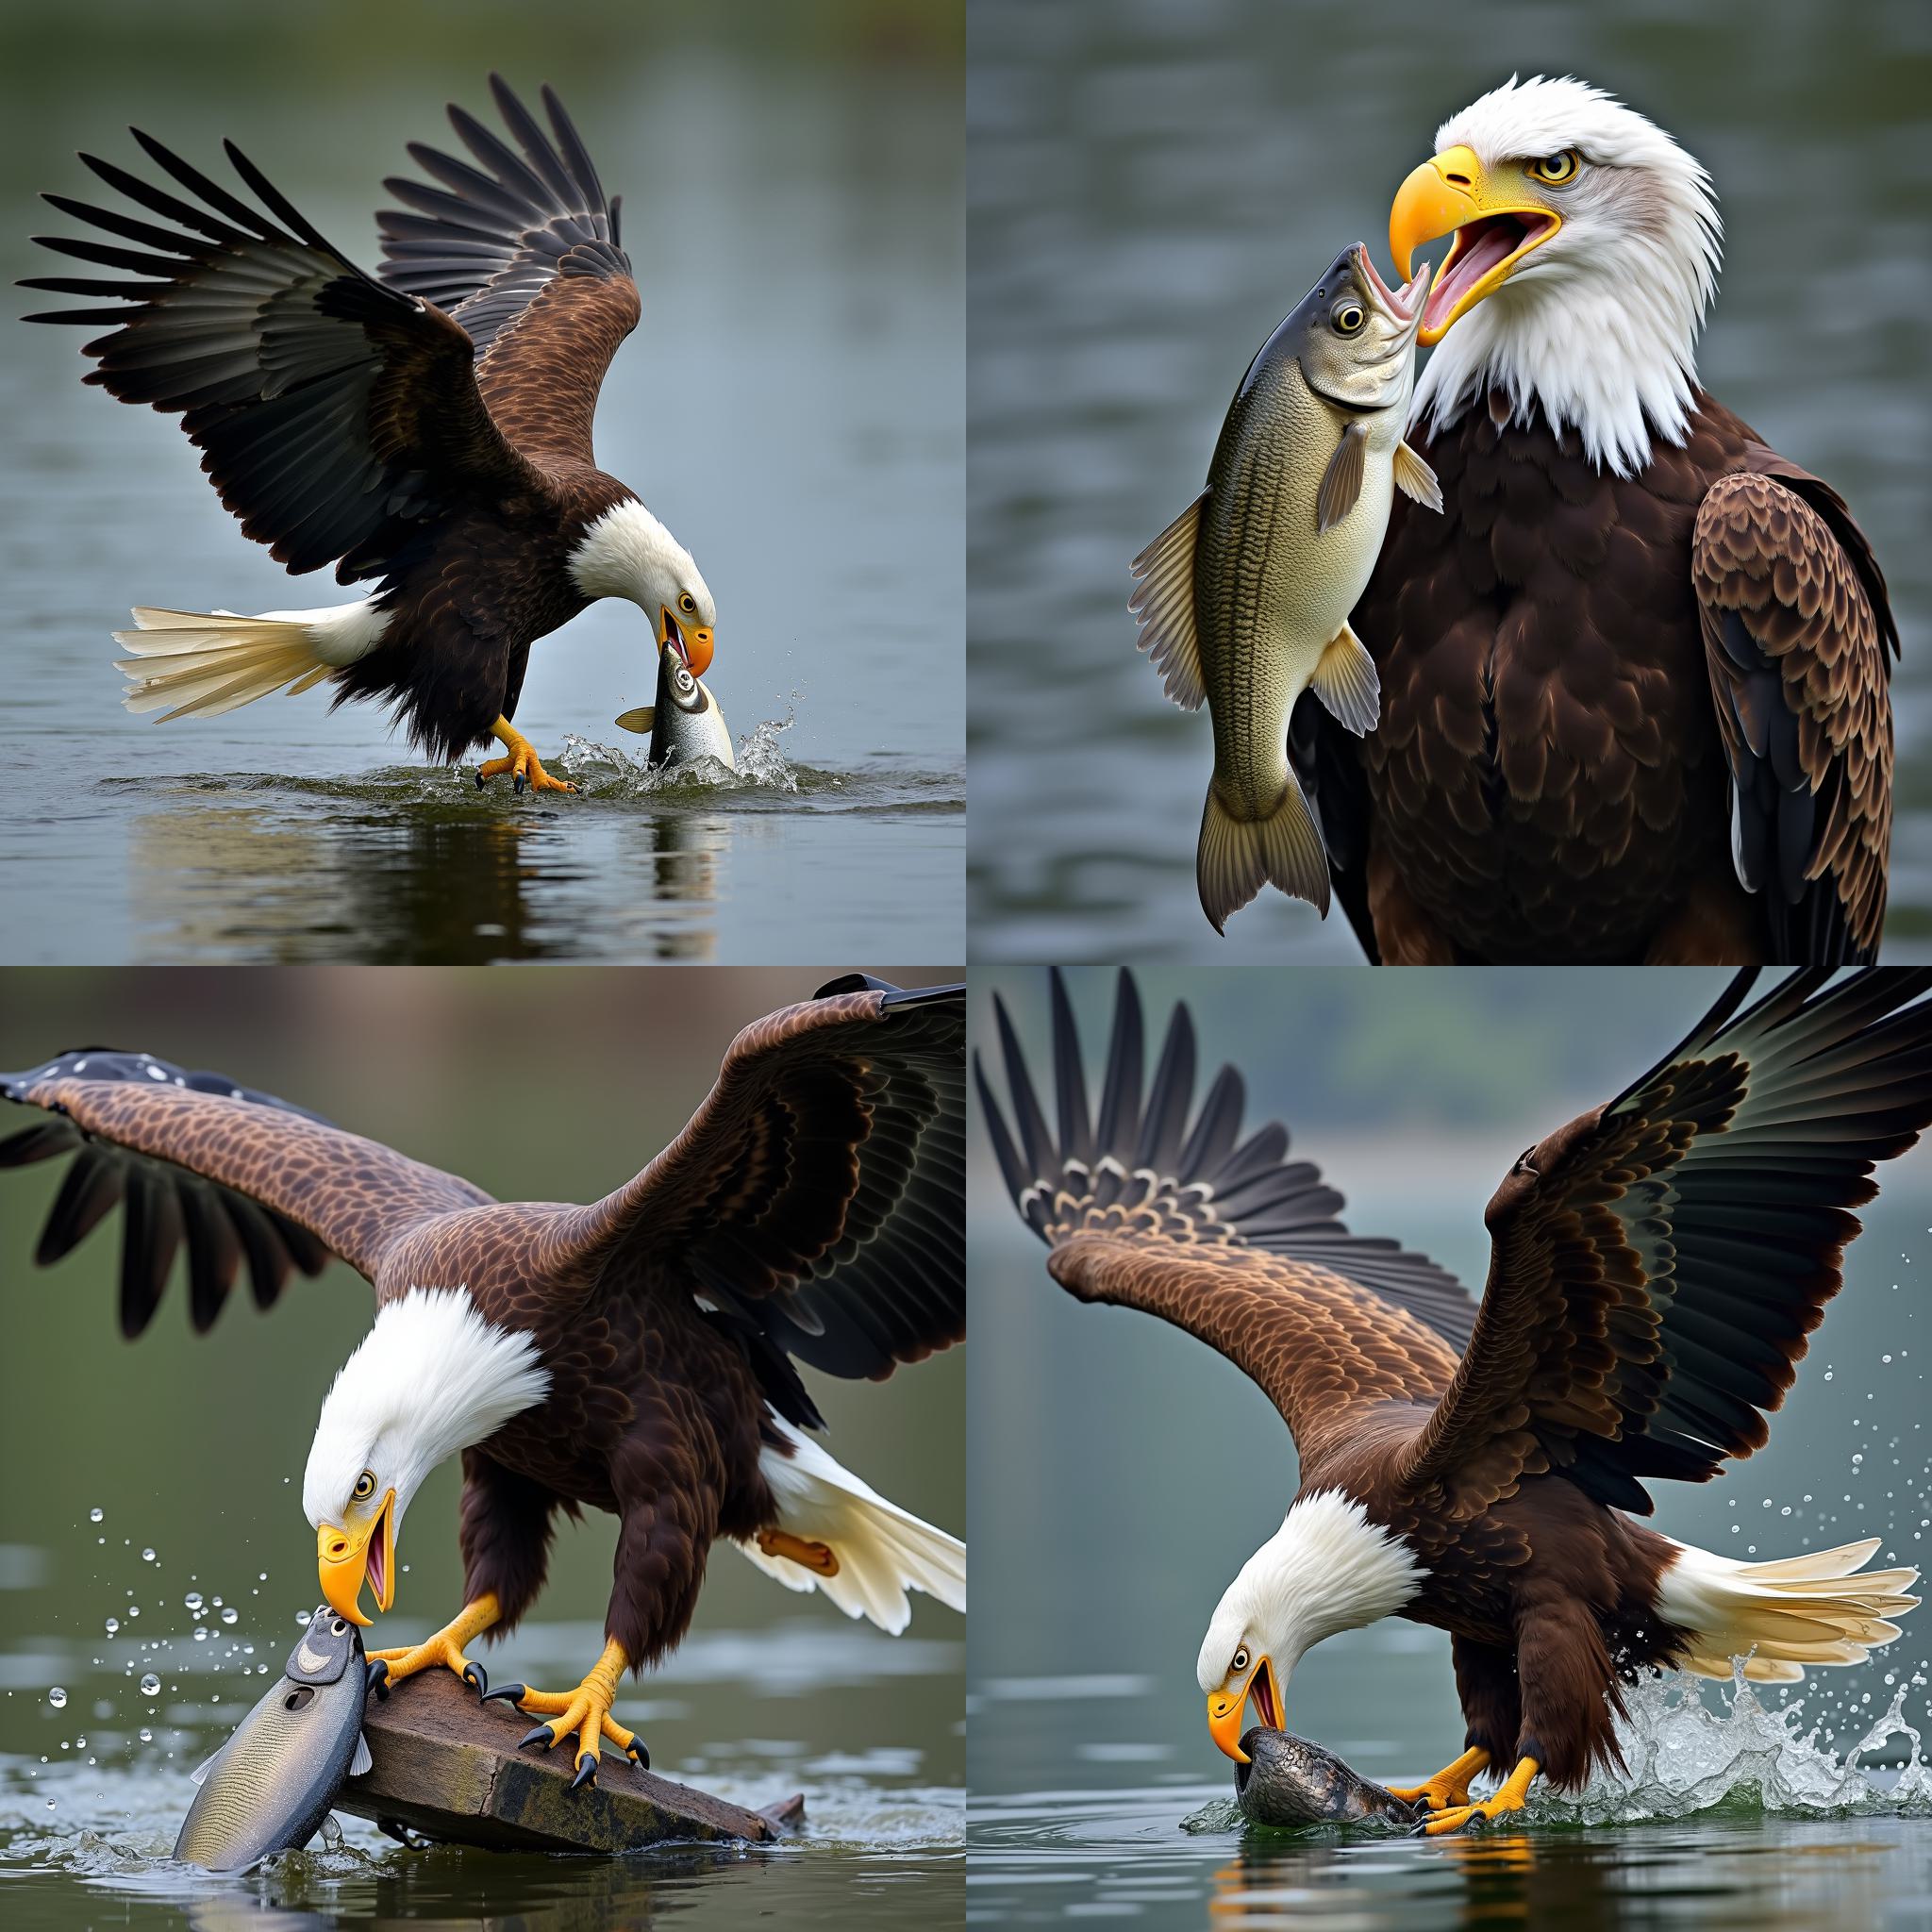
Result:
[556, 692, 815, 797]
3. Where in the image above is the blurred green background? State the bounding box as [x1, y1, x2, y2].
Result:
[0, 964, 964, 1926]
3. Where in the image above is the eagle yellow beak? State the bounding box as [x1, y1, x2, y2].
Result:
[1207, 1653, 1280, 1763]
[659, 607, 715, 677]
[1389, 144, 1561, 345]
[316, 1488, 394, 1628]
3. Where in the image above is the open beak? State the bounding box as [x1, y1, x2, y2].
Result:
[658, 607, 715, 678]
[1389, 144, 1560, 346]
[316, 1488, 394, 1627]
[1207, 1653, 1280, 1763]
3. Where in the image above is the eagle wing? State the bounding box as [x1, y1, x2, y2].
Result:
[375, 75, 638, 463]
[1694, 467, 1897, 965]
[1399, 968, 1932, 1518]
[0, 1051, 494, 1333]
[22, 133, 537, 585]
[551, 979, 963, 1386]
[976, 969, 1474, 1464]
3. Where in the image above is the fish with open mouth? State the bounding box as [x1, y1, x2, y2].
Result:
[1130, 244, 1442, 933]
[1233, 1726, 1425, 1828]
[615, 637, 736, 773]
[174, 1605, 375, 1872]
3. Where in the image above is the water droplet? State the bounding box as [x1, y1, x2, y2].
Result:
[104, 1618, 119, 1636]
[192, 1627, 208, 1643]
[126, 1606, 139, 1618]
[47, 1688, 67, 1709]
[141, 1548, 156, 1563]
[140, 1674, 160, 1697]
[89, 1507, 104, 1524]
[221, 1608, 238, 1625]
[45, 1800, 55, 1812]
[258, 1573, 267, 1583]
[184, 1591, 203, 1611]
[139, 1727, 152, 1743]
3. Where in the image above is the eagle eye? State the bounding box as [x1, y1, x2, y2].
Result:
[678, 592, 697, 615]
[1232, 1645, 1250, 1674]
[1530, 149, 1579, 186]
[352, 1471, 376, 1503]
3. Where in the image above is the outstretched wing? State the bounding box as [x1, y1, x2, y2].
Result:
[1695, 467, 1896, 965]
[975, 969, 1473, 1464]
[551, 978, 963, 1385]
[1401, 969, 1932, 1519]
[376, 75, 638, 461]
[22, 132, 537, 584]
[0, 1051, 494, 1332]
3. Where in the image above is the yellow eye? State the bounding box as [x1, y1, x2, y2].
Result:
[352, 1472, 375, 1503]
[1332, 304, 1365, 335]
[678, 593, 696, 615]
[1530, 149, 1579, 185]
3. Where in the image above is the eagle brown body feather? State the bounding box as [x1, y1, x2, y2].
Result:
[0, 978, 965, 1671]
[1307, 391, 1897, 966]
[981, 968, 1932, 1790]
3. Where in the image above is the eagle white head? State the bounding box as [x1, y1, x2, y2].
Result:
[568, 497, 719, 676]
[1197, 1491, 1425, 1762]
[301, 1288, 550, 1625]
[1391, 75, 1723, 476]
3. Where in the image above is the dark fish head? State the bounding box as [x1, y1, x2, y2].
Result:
[1285, 243, 1434, 414]
[283, 1606, 363, 1687]
[1234, 1726, 1421, 1827]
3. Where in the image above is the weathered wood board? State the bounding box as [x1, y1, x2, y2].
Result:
[332, 1668, 804, 1854]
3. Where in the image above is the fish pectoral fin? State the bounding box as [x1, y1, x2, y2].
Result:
[1310, 623, 1381, 736]
[1316, 421, 1369, 534]
[351, 1732, 373, 1778]
[1394, 440, 1443, 512]
[1128, 492, 1208, 711]
[189, 1747, 224, 1788]
[614, 707, 656, 735]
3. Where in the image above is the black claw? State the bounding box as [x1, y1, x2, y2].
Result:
[519, 1723, 556, 1752]
[625, 1738, 650, 1770]
[513, 772, 525, 795]
[480, 1681, 527, 1709]
[572, 1755, 597, 1790]
[462, 1661, 488, 1698]
[475, 770, 485, 790]
[365, 1658, 391, 1700]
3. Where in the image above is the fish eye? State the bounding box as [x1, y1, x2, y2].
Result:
[352, 1471, 375, 1503]
[1332, 302, 1365, 335]
[1529, 149, 1579, 185]
[678, 592, 697, 615]
[1232, 1646, 1250, 1674]
[330, 1619, 347, 1637]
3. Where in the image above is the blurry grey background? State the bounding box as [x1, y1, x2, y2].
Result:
[968, 0, 1932, 961]
[970, 967, 1932, 1792]
[0, 967, 965, 1926]
[0, 0, 963, 965]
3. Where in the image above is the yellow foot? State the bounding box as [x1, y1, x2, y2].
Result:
[1422, 1754, 1540, 1836]
[1388, 1744, 1491, 1813]
[758, 1527, 841, 1576]
[366, 1592, 499, 1697]
[476, 717, 576, 795]
[503, 1636, 646, 1786]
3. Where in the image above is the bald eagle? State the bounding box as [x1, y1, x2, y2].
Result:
[21, 75, 714, 794]
[979, 967, 1927, 1831]
[0, 974, 964, 1786]
[1299, 76, 1897, 964]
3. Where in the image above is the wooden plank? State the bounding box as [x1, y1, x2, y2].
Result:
[332, 1667, 802, 1854]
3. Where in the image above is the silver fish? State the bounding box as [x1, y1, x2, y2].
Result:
[174, 1605, 373, 1872]
[1234, 1726, 1424, 1827]
[616, 639, 736, 773]
[1131, 243, 1441, 933]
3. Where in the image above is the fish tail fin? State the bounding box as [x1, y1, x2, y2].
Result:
[113, 602, 385, 721]
[1658, 1536, 1921, 1683]
[736, 1416, 964, 1635]
[1197, 779, 1330, 933]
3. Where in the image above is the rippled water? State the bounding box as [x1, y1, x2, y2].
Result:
[967, 0, 1932, 960]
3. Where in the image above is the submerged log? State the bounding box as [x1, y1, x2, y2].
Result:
[333, 1667, 804, 1854]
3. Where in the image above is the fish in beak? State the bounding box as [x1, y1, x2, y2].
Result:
[315, 1487, 394, 1627]
[1389, 143, 1562, 345]
[658, 606, 715, 677]
[1208, 1652, 1281, 1763]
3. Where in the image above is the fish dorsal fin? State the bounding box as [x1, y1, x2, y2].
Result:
[1316, 422, 1369, 534]
[350, 1732, 372, 1778]
[614, 707, 655, 735]
[1393, 440, 1443, 511]
[190, 1746, 224, 1788]
[1129, 493, 1207, 711]
[1309, 622, 1381, 735]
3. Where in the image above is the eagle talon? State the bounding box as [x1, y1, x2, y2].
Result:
[519, 1722, 557, 1752]
[365, 1658, 391, 1699]
[480, 1680, 527, 1709]
[476, 722, 576, 796]
[1421, 1755, 1540, 1836]
[572, 1756, 597, 1790]
[364, 1594, 499, 1693]
[462, 1661, 488, 1698]
[625, 1738, 650, 1769]
[500, 1637, 634, 1790]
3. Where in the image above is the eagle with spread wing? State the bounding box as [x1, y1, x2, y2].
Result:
[23, 75, 708, 792]
[1, 974, 964, 1787]
[979, 968, 1925, 1831]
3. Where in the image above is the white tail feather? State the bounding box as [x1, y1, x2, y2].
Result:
[114, 602, 390, 721]
[735, 1417, 965, 1635]
[1659, 1536, 1921, 1683]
